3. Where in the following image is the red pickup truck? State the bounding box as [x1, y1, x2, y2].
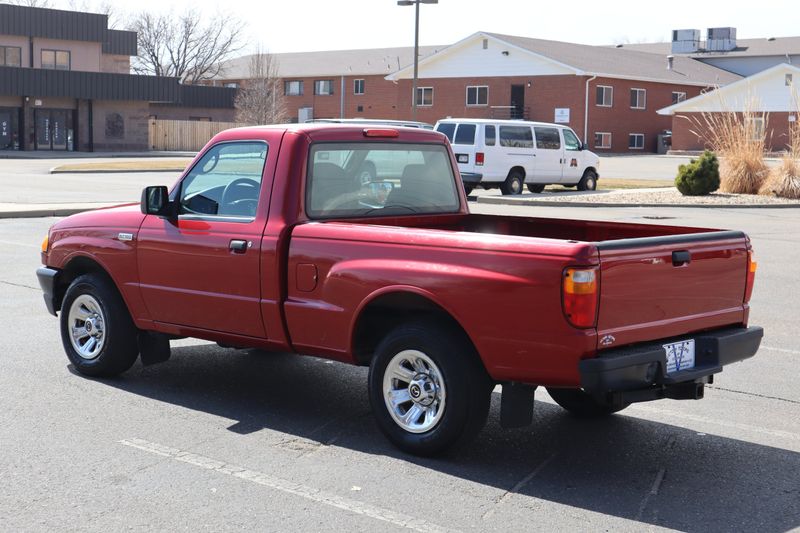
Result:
[37, 124, 762, 455]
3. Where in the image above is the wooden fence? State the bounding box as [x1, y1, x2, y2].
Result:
[148, 120, 250, 152]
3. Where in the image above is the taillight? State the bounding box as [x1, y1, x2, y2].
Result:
[562, 267, 599, 329]
[476, 152, 485, 166]
[744, 250, 757, 303]
[363, 129, 399, 138]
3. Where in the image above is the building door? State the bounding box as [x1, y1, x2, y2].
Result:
[510, 85, 525, 119]
[34, 109, 73, 151]
[0, 108, 20, 150]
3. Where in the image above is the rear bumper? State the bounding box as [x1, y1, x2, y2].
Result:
[36, 266, 60, 316]
[459, 172, 483, 185]
[579, 326, 763, 401]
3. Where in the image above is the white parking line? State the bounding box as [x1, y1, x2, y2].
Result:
[119, 438, 458, 533]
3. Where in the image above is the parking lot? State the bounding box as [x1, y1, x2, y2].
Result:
[2, 195, 798, 531]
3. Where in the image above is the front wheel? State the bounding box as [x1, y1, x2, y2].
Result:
[577, 170, 598, 191]
[60, 274, 140, 377]
[547, 387, 629, 417]
[368, 321, 492, 456]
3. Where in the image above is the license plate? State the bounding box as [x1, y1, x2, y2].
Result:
[663, 339, 695, 373]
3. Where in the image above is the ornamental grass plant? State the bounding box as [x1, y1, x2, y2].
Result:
[691, 99, 769, 195]
[759, 99, 800, 199]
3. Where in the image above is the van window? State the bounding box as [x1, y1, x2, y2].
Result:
[499, 126, 533, 148]
[454, 124, 476, 145]
[534, 127, 561, 150]
[436, 123, 456, 142]
[485, 125, 496, 146]
[563, 129, 581, 151]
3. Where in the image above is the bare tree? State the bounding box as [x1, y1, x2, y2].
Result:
[129, 10, 245, 84]
[235, 49, 287, 125]
[4, 0, 54, 6]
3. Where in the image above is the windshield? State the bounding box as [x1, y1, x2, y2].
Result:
[307, 142, 460, 218]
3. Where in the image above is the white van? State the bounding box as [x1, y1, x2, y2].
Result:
[434, 119, 600, 195]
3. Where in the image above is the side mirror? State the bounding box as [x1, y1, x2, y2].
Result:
[140, 186, 175, 217]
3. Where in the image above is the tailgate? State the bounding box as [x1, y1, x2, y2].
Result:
[596, 231, 749, 349]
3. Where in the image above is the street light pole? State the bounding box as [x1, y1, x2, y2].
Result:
[398, 0, 437, 122]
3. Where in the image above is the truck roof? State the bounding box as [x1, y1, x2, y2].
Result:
[211, 123, 449, 143]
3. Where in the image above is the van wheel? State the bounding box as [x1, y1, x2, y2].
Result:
[463, 184, 475, 195]
[577, 170, 598, 191]
[527, 184, 545, 193]
[501, 171, 524, 195]
[60, 274, 140, 377]
[547, 387, 629, 417]
[368, 321, 492, 456]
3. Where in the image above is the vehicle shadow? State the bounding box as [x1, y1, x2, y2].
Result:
[85, 344, 800, 532]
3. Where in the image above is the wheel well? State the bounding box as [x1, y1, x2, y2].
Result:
[53, 256, 116, 312]
[351, 292, 473, 367]
[584, 167, 598, 178]
[507, 166, 526, 179]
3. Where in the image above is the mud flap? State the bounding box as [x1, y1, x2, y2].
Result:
[138, 331, 171, 366]
[500, 383, 537, 428]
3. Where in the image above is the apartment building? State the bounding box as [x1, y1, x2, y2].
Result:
[0, 4, 236, 152]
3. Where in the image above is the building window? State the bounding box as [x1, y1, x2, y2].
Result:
[466, 86, 488, 106]
[284, 80, 303, 96]
[354, 79, 365, 95]
[596, 85, 613, 107]
[314, 80, 334, 95]
[787, 74, 794, 86]
[415, 87, 433, 107]
[747, 117, 765, 141]
[41, 49, 70, 70]
[0, 46, 22, 67]
[224, 82, 239, 89]
[672, 91, 687, 104]
[356, 105, 364, 113]
[594, 132, 611, 149]
[629, 133, 645, 150]
[630, 88, 646, 109]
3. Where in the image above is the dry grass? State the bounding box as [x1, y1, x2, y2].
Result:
[691, 105, 769, 195]
[53, 159, 192, 172]
[760, 116, 800, 199]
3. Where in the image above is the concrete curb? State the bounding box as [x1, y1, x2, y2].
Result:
[0, 208, 94, 219]
[474, 196, 800, 208]
[49, 168, 183, 174]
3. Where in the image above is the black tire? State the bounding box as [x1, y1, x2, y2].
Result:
[527, 183, 545, 193]
[500, 170, 524, 195]
[463, 184, 475, 195]
[577, 170, 598, 191]
[547, 387, 629, 417]
[368, 321, 492, 456]
[60, 273, 140, 377]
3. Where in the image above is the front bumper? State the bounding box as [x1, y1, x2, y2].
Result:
[580, 326, 763, 403]
[36, 267, 60, 316]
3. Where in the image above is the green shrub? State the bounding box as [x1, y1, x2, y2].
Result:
[675, 151, 720, 196]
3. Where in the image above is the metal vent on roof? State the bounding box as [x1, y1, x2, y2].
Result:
[707, 27, 737, 52]
[671, 29, 700, 54]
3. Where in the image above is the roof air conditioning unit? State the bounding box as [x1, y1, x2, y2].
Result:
[707, 27, 737, 52]
[671, 29, 700, 54]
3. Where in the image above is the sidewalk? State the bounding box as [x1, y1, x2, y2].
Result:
[0, 151, 195, 160]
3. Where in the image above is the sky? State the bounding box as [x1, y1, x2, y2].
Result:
[48, 0, 800, 54]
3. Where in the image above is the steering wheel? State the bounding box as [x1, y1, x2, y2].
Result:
[221, 178, 260, 214]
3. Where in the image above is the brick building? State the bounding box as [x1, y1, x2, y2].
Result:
[0, 4, 236, 152]
[658, 63, 800, 153]
[213, 32, 739, 153]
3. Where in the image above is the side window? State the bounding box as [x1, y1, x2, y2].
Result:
[534, 127, 561, 150]
[179, 141, 268, 219]
[499, 126, 533, 148]
[453, 124, 476, 145]
[485, 125, 496, 146]
[563, 129, 581, 151]
[436, 123, 456, 142]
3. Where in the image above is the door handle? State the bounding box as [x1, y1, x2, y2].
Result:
[229, 239, 248, 253]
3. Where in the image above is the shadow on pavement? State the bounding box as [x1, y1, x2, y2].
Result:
[83, 343, 800, 532]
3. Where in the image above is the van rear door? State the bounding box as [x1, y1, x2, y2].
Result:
[450, 123, 478, 176]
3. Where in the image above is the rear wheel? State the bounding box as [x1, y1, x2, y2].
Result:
[463, 184, 475, 195]
[547, 387, 629, 417]
[526, 184, 545, 193]
[368, 321, 492, 456]
[577, 170, 598, 191]
[60, 274, 140, 377]
[500, 170, 524, 195]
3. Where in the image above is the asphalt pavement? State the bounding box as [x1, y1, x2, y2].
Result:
[2, 204, 798, 532]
